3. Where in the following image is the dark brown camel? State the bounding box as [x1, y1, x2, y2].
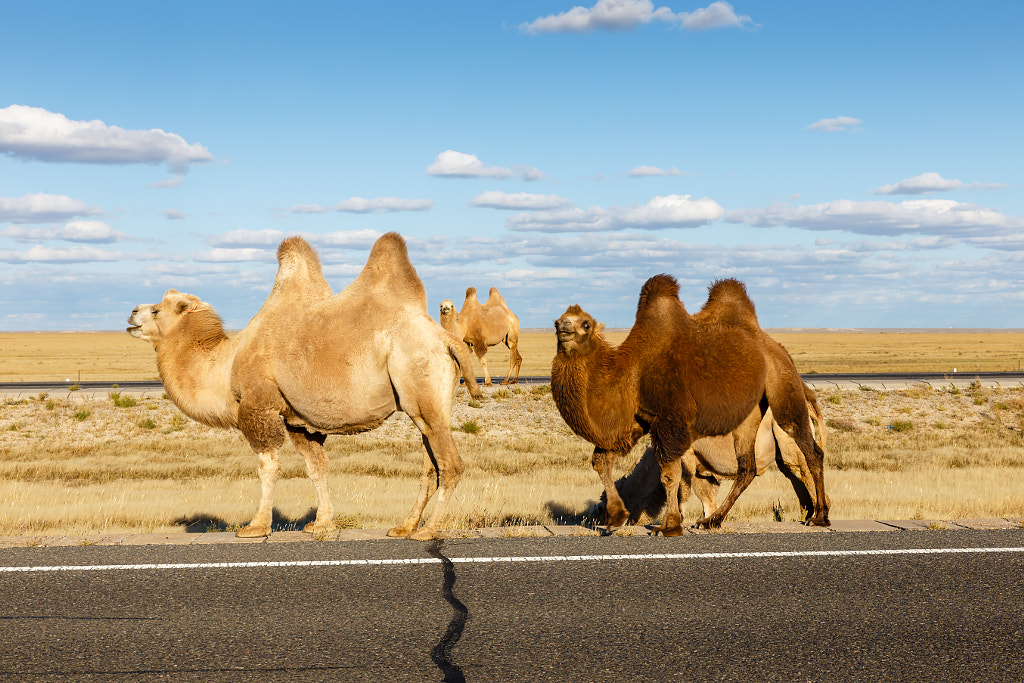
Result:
[551, 275, 830, 535]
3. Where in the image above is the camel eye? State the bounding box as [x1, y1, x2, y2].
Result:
[582, 321, 590, 331]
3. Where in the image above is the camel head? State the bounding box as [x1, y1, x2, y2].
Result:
[554, 304, 605, 357]
[127, 289, 215, 346]
[439, 299, 456, 319]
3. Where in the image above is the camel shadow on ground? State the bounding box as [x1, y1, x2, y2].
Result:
[544, 501, 600, 529]
[173, 507, 317, 533]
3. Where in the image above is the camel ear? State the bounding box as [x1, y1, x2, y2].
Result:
[595, 322, 605, 337]
[174, 299, 191, 314]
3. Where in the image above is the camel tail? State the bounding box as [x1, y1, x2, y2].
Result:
[446, 335, 483, 400]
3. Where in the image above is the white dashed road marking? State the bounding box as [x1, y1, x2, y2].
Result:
[2, 546, 1023, 573]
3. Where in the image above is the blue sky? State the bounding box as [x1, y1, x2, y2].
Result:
[2, 1, 1022, 331]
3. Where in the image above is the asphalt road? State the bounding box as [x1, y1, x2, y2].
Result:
[1, 530, 1022, 681]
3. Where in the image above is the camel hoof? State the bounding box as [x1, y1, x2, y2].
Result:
[408, 527, 439, 541]
[304, 521, 334, 538]
[236, 524, 271, 538]
[386, 525, 412, 538]
[693, 517, 722, 530]
[805, 516, 831, 527]
[605, 509, 629, 530]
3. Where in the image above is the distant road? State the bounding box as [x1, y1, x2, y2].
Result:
[4, 371, 1024, 395]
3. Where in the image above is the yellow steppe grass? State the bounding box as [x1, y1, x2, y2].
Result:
[2, 330, 1023, 381]
[1, 382, 1022, 537]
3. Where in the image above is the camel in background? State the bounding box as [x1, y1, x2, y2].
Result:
[440, 286, 522, 385]
[551, 275, 829, 536]
[128, 233, 481, 541]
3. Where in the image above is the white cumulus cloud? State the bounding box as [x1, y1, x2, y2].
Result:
[873, 172, 1008, 195]
[426, 150, 516, 179]
[678, 2, 752, 30]
[507, 194, 724, 232]
[0, 245, 128, 263]
[467, 191, 573, 210]
[0, 105, 213, 173]
[805, 116, 862, 132]
[206, 229, 382, 250]
[1, 220, 128, 244]
[0, 192, 102, 224]
[286, 197, 434, 214]
[726, 198, 1024, 237]
[190, 248, 274, 263]
[520, 0, 750, 34]
[628, 165, 684, 177]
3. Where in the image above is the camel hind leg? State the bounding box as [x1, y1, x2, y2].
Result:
[776, 420, 829, 526]
[694, 408, 761, 529]
[388, 443, 440, 539]
[500, 334, 522, 385]
[286, 426, 335, 537]
[389, 412, 464, 540]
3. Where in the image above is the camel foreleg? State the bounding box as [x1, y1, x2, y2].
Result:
[593, 448, 630, 531]
[475, 344, 493, 386]
[287, 427, 335, 537]
[237, 399, 287, 538]
[236, 448, 281, 538]
[650, 421, 692, 536]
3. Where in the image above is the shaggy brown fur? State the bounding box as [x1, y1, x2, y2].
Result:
[552, 274, 830, 536]
[440, 286, 523, 385]
[128, 233, 482, 541]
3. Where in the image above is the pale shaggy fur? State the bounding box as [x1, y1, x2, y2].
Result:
[127, 233, 482, 541]
[440, 287, 523, 386]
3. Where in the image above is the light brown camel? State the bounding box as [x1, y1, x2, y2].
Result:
[551, 275, 830, 536]
[589, 393, 829, 525]
[127, 232, 482, 541]
[440, 286, 522, 386]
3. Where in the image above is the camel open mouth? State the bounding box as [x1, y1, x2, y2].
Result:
[126, 324, 142, 337]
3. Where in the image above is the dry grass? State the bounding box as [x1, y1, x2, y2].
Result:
[1, 381, 1023, 537]
[3, 330, 1023, 382]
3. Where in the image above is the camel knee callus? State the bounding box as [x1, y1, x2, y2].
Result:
[127, 232, 481, 541]
[552, 275, 830, 533]
[440, 286, 522, 386]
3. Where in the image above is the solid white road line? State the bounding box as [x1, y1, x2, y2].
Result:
[1, 546, 1023, 574]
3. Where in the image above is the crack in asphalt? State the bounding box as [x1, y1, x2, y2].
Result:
[427, 539, 468, 683]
